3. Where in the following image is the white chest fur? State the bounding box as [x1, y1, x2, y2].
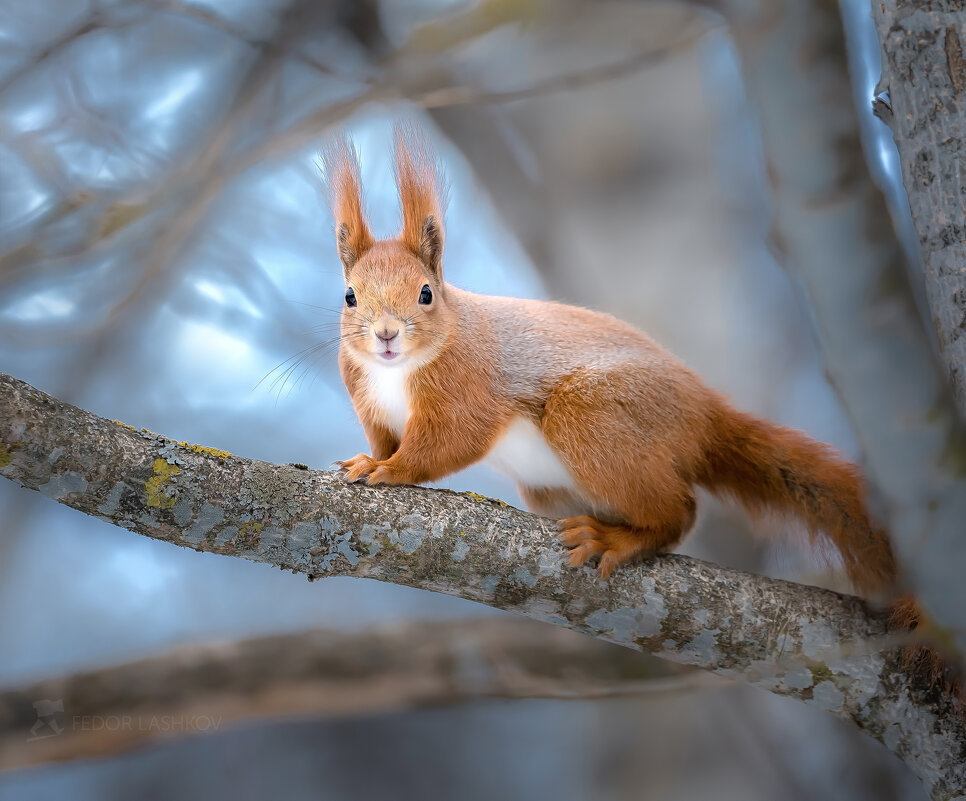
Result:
[360, 368, 573, 491]
[484, 416, 576, 490]
[364, 362, 411, 437]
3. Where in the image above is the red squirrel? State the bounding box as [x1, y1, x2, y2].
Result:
[323, 127, 897, 596]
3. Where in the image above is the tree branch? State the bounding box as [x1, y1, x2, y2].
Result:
[0, 618, 719, 771]
[415, 23, 719, 109]
[0, 372, 962, 798]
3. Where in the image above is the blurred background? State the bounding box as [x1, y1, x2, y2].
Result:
[0, 0, 930, 798]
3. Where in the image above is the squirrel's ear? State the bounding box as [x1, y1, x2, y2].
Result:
[337, 223, 362, 273]
[394, 123, 447, 279]
[320, 134, 373, 279]
[419, 215, 443, 279]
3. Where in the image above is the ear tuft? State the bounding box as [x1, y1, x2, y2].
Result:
[394, 123, 447, 278]
[320, 134, 374, 278]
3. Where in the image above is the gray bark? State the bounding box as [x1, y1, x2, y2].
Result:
[872, 0, 966, 416]
[0, 372, 963, 798]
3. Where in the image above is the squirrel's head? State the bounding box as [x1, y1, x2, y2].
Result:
[322, 126, 451, 368]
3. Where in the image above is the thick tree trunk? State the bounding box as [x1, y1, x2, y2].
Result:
[873, 0, 966, 417]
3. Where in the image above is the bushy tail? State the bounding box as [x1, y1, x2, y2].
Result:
[698, 402, 896, 595]
[698, 402, 963, 699]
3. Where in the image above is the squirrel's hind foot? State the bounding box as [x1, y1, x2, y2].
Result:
[558, 516, 657, 579]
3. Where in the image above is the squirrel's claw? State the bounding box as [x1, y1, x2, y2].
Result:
[339, 453, 378, 483]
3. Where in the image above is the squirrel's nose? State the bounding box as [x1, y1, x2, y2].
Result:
[375, 326, 399, 344]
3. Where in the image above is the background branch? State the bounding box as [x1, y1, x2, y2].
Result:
[0, 618, 722, 771]
[0, 372, 963, 799]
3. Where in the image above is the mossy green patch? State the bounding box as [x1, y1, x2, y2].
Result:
[238, 520, 262, 548]
[178, 441, 232, 462]
[113, 420, 136, 431]
[146, 458, 180, 508]
[808, 664, 835, 683]
[463, 491, 509, 508]
[0, 441, 22, 469]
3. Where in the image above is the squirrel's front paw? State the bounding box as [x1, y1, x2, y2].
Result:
[336, 453, 378, 483]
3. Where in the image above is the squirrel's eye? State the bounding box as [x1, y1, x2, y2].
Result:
[345, 288, 357, 308]
[418, 285, 433, 305]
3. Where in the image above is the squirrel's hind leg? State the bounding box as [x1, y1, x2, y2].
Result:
[540, 368, 701, 577]
[559, 515, 689, 578]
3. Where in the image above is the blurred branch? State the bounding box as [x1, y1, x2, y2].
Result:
[871, 2, 966, 418]
[0, 0, 366, 310]
[0, 618, 721, 770]
[60, 0, 348, 323]
[417, 23, 719, 108]
[0, 1, 153, 97]
[0, 372, 963, 798]
[0, 0, 307, 98]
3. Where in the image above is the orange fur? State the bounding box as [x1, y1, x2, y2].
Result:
[327, 129, 899, 595]
[697, 402, 896, 595]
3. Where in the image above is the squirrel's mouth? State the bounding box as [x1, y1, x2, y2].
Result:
[379, 350, 400, 361]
